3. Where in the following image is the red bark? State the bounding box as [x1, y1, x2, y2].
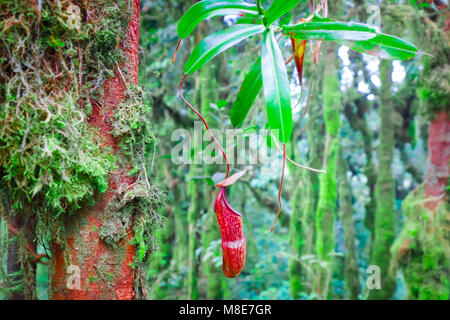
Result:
[424, 111, 450, 211]
[50, 0, 140, 300]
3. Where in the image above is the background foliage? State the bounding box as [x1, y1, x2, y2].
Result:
[0, 0, 448, 300]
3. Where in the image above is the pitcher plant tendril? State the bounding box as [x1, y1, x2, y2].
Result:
[179, 74, 230, 178]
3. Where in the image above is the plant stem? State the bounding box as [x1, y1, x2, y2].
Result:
[257, 0, 263, 15]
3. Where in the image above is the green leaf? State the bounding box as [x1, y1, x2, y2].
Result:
[230, 57, 262, 127]
[266, 0, 304, 26]
[261, 29, 293, 143]
[184, 24, 265, 74]
[338, 33, 418, 60]
[217, 99, 229, 109]
[177, 0, 261, 39]
[282, 20, 377, 41]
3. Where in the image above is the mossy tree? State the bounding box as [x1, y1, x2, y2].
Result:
[314, 41, 341, 297]
[288, 142, 305, 299]
[288, 166, 304, 299]
[367, 48, 396, 299]
[367, 1, 409, 299]
[186, 165, 201, 300]
[337, 152, 360, 299]
[391, 1, 450, 300]
[288, 61, 324, 299]
[0, 0, 163, 300]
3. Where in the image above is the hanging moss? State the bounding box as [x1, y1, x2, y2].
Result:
[112, 84, 156, 167]
[107, 81, 165, 268]
[391, 184, 450, 300]
[0, 0, 132, 238]
[98, 179, 164, 262]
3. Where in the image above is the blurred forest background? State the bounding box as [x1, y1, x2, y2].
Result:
[1, 0, 449, 300]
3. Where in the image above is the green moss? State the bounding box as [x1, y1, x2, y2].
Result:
[368, 57, 396, 300]
[0, 0, 132, 235]
[112, 84, 155, 168]
[99, 178, 164, 264]
[289, 182, 304, 299]
[416, 36, 450, 118]
[391, 184, 450, 300]
[337, 153, 360, 299]
[187, 167, 201, 300]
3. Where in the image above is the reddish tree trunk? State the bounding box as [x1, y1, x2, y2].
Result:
[50, 0, 140, 300]
[424, 111, 449, 211]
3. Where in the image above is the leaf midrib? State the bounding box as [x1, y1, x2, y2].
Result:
[267, 31, 285, 141]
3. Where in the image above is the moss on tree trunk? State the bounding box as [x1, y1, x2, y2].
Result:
[315, 43, 341, 297]
[50, 1, 141, 299]
[368, 58, 396, 300]
[390, 3, 450, 300]
[187, 165, 201, 300]
[289, 175, 304, 299]
[338, 152, 360, 299]
[391, 183, 449, 300]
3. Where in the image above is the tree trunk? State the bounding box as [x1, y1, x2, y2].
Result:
[50, 0, 140, 300]
[289, 177, 304, 299]
[315, 42, 341, 298]
[424, 112, 449, 211]
[297, 81, 323, 295]
[7, 212, 37, 300]
[337, 153, 360, 299]
[391, 112, 449, 300]
[187, 166, 201, 300]
[367, 58, 396, 300]
[7, 216, 27, 300]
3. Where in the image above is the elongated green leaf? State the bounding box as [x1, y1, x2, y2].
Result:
[230, 57, 262, 127]
[282, 20, 377, 41]
[339, 33, 418, 60]
[185, 24, 265, 74]
[261, 29, 293, 143]
[177, 0, 260, 39]
[266, 0, 304, 25]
